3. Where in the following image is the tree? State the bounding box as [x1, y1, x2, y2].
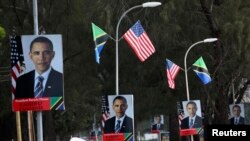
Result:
[1, 0, 250, 140]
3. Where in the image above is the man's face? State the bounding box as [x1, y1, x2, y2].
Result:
[29, 42, 54, 74]
[112, 99, 128, 118]
[232, 107, 241, 117]
[186, 103, 197, 117]
[155, 116, 161, 124]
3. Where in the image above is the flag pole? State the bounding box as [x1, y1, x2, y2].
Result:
[115, 5, 142, 96]
[32, 0, 43, 141]
[115, 2, 161, 96]
[184, 41, 204, 101]
[184, 38, 217, 101]
[232, 81, 235, 104]
[184, 38, 217, 141]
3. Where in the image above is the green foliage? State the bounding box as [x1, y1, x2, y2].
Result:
[1, 0, 250, 140]
[0, 26, 6, 41]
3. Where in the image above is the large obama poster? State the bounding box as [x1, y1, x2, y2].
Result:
[102, 95, 134, 141]
[178, 100, 203, 136]
[12, 35, 64, 111]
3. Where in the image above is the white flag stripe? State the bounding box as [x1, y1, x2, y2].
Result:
[123, 21, 155, 62]
[138, 38, 152, 57]
[167, 70, 175, 89]
[141, 33, 155, 52]
[124, 33, 145, 61]
[171, 66, 180, 78]
[124, 30, 147, 61]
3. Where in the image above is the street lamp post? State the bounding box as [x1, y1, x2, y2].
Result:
[184, 38, 218, 101]
[115, 2, 161, 95]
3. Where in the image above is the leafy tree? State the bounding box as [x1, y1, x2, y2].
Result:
[1, 0, 250, 140]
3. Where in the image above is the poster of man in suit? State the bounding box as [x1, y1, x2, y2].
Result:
[151, 115, 165, 131]
[12, 35, 64, 111]
[180, 100, 202, 129]
[229, 104, 245, 125]
[179, 100, 203, 141]
[103, 95, 134, 134]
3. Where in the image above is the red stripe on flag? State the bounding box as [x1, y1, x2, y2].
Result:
[123, 21, 155, 62]
[10, 36, 25, 100]
[101, 96, 110, 129]
[166, 59, 181, 89]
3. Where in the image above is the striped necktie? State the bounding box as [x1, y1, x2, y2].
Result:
[115, 120, 121, 133]
[34, 76, 44, 98]
[189, 118, 194, 128]
[235, 118, 238, 125]
[157, 124, 160, 130]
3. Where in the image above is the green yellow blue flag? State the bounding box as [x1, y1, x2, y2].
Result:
[192, 57, 211, 85]
[91, 23, 109, 64]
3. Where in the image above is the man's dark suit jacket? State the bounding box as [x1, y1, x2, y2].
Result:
[180, 115, 202, 129]
[15, 68, 63, 99]
[229, 116, 245, 125]
[180, 115, 203, 141]
[103, 116, 133, 133]
[151, 123, 165, 130]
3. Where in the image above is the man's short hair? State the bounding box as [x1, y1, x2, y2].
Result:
[30, 36, 53, 51]
[155, 115, 161, 119]
[186, 101, 197, 108]
[113, 96, 127, 104]
[232, 104, 241, 111]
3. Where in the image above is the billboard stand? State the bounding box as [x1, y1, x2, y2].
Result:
[28, 111, 35, 141]
[16, 111, 22, 141]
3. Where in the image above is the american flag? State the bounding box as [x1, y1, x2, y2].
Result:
[178, 110, 185, 126]
[123, 20, 155, 62]
[165, 59, 180, 89]
[10, 35, 24, 99]
[101, 95, 110, 129]
[177, 102, 184, 128]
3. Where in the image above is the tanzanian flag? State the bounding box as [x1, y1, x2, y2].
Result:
[192, 57, 211, 85]
[91, 23, 109, 64]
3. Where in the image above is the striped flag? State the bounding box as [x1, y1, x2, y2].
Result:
[192, 57, 211, 85]
[91, 23, 109, 64]
[165, 59, 180, 89]
[178, 111, 185, 127]
[123, 20, 155, 62]
[10, 35, 25, 99]
[101, 95, 110, 129]
[177, 102, 184, 128]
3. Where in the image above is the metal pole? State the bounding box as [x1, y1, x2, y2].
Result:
[184, 38, 217, 100]
[33, 0, 39, 35]
[33, 0, 43, 141]
[232, 81, 235, 104]
[184, 38, 217, 141]
[115, 5, 142, 95]
[28, 111, 34, 141]
[184, 41, 204, 101]
[16, 112, 22, 141]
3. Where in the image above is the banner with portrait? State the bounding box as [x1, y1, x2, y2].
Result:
[178, 100, 203, 136]
[102, 94, 134, 141]
[12, 34, 64, 111]
[151, 114, 165, 133]
[229, 104, 245, 125]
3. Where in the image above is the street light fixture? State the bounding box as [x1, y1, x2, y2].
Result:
[115, 2, 161, 95]
[142, 2, 162, 7]
[184, 38, 218, 101]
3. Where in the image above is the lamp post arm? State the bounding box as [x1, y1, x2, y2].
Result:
[184, 40, 204, 101]
[115, 5, 142, 95]
[116, 5, 142, 36]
